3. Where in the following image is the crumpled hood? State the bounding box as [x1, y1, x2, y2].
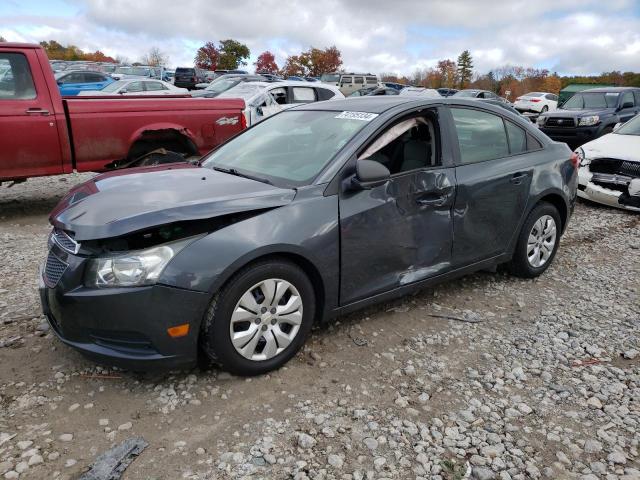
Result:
[581, 133, 640, 163]
[50, 164, 296, 241]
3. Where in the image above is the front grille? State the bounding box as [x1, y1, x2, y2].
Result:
[51, 228, 79, 254]
[591, 159, 640, 178]
[545, 117, 576, 127]
[44, 252, 67, 288]
[619, 161, 640, 178]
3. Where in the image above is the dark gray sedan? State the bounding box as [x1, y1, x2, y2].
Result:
[41, 97, 578, 375]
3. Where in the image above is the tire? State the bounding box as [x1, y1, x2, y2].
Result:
[507, 202, 561, 278]
[540, 105, 548, 113]
[201, 259, 315, 376]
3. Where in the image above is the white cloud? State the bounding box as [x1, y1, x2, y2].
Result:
[0, 0, 639, 75]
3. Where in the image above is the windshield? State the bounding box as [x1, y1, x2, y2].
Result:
[201, 110, 371, 187]
[114, 66, 132, 74]
[100, 80, 127, 92]
[523, 92, 544, 97]
[217, 83, 265, 102]
[615, 115, 640, 135]
[321, 73, 340, 82]
[453, 90, 479, 97]
[205, 77, 242, 94]
[129, 67, 151, 76]
[561, 92, 619, 109]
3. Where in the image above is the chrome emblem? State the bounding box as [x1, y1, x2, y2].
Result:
[216, 116, 240, 126]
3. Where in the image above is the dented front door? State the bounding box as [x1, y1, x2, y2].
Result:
[339, 168, 455, 305]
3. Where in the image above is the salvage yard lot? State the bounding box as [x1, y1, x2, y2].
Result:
[0, 174, 639, 479]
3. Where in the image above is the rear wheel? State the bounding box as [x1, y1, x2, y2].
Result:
[508, 202, 561, 278]
[201, 260, 315, 376]
[540, 105, 548, 113]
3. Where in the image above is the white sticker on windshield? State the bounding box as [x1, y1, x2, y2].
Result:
[335, 111, 379, 121]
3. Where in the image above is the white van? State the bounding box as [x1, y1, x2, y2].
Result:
[321, 73, 380, 96]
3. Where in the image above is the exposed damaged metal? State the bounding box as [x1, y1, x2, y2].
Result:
[578, 158, 640, 210]
[78, 436, 148, 480]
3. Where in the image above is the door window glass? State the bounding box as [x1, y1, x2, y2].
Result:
[84, 73, 105, 83]
[270, 87, 287, 104]
[0, 53, 36, 100]
[451, 108, 509, 163]
[620, 91, 634, 107]
[145, 81, 167, 91]
[340, 76, 353, 85]
[126, 82, 144, 93]
[505, 120, 526, 154]
[292, 87, 316, 102]
[354, 76, 364, 84]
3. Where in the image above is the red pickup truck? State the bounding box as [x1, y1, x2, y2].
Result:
[0, 43, 246, 183]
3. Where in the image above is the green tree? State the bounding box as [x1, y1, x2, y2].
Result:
[456, 50, 474, 89]
[217, 39, 250, 70]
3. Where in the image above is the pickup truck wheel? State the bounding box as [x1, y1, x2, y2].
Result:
[507, 202, 561, 278]
[201, 260, 315, 376]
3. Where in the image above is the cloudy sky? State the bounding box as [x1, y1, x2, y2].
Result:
[1, 0, 640, 75]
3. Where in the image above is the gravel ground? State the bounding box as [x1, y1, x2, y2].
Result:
[0, 174, 639, 480]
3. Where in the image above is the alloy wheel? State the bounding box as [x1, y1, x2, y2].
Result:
[229, 279, 303, 361]
[527, 215, 557, 268]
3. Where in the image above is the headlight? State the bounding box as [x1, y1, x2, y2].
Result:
[536, 116, 546, 126]
[85, 239, 192, 288]
[578, 115, 600, 126]
[575, 147, 590, 166]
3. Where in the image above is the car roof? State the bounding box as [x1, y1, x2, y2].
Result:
[293, 96, 433, 113]
[580, 87, 639, 93]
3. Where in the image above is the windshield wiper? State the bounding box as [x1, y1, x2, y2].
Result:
[212, 166, 272, 185]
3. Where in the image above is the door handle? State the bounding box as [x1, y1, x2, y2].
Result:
[25, 108, 50, 116]
[416, 194, 447, 207]
[510, 172, 529, 185]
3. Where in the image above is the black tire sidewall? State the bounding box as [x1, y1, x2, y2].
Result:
[511, 203, 561, 278]
[202, 261, 315, 376]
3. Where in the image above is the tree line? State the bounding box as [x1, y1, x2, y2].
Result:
[383, 50, 640, 99]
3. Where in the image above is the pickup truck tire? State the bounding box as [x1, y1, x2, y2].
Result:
[508, 202, 561, 278]
[200, 259, 316, 376]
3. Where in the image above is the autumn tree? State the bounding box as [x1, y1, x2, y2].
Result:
[254, 51, 278, 74]
[0, 36, 6, 42]
[194, 42, 219, 70]
[456, 50, 474, 88]
[141, 47, 168, 66]
[217, 39, 250, 70]
[281, 46, 342, 77]
[436, 60, 457, 88]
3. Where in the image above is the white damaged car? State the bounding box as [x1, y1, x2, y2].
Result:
[575, 114, 640, 211]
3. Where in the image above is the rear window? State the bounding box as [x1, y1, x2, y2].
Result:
[176, 68, 195, 75]
[524, 92, 544, 97]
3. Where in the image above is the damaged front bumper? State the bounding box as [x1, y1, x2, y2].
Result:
[577, 160, 640, 211]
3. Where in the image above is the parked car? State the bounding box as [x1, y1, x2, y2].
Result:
[537, 87, 640, 149]
[216, 80, 344, 126]
[350, 87, 399, 97]
[111, 65, 165, 81]
[40, 96, 577, 374]
[304, 77, 320, 82]
[0, 43, 246, 183]
[286, 76, 305, 82]
[55, 70, 114, 96]
[383, 82, 407, 91]
[437, 88, 458, 97]
[514, 92, 558, 114]
[338, 74, 380, 96]
[190, 75, 267, 98]
[78, 79, 188, 96]
[256, 72, 282, 81]
[453, 89, 507, 102]
[399, 87, 441, 98]
[174, 67, 208, 90]
[575, 113, 640, 211]
[479, 99, 526, 118]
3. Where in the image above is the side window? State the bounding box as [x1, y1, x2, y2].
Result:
[620, 91, 634, 107]
[366, 76, 378, 85]
[0, 53, 36, 100]
[292, 87, 316, 103]
[451, 108, 509, 164]
[505, 121, 526, 154]
[340, 76, 352, 85]
[316, 87, 336, 101]
[145, 81, 167, 91]
[354, 76, 364, 85]
[634, 91, 640, 106]
[84, 73, 105, 83]
[126, 81, 144, 93]
[359, 114, 440, 175]
[527, 133, 543, 150]
[270, 87, 287, 104]
[65, 73, 84, 84]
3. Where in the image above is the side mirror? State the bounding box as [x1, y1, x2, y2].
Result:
[620, 101, 634, 110]
[351, 159, 390, 190]
[56, 81, 63, 86]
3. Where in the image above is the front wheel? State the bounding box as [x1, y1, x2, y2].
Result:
[507, 202, 561, 278]
[201, 259, 315, 376]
